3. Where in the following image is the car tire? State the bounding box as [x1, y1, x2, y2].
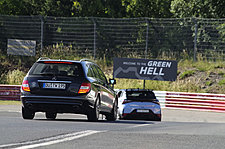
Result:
[118, 114, 122, 120]
[22, 107, 35, 120]
[87, 97, 100, 122]
[106, 99, 118, 121]
[45, 112, 57, 120]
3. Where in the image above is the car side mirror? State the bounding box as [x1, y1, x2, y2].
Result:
[109, 79, 116, 85]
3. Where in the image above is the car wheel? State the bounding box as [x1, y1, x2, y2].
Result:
[106, 99, 118, 121]
[22, 107, 35, 120]
[87, 97, 100, 122]
[118, 114, 122, 120]
[45, 112, 57, 120]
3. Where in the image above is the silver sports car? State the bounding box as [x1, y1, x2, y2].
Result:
[117, 89, 161, 121]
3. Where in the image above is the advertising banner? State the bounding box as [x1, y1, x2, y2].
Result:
[113, 58, 177, 81]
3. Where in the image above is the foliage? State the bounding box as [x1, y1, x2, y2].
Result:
[211, 0, 225, 18]
[170, 0, 225, 18]
[72, 0, 126, 17]
[5, 69, 26, 85]
[193, 61, 213, 72]
[124, 0, 172, 18]
[0, 0, 26, 15]
[179, 70, 196, 79]
[219, 79, 225, 86]
[170, 0, 215, 18]
[1, 0, 224, 18]
[205, 81, 212, 86]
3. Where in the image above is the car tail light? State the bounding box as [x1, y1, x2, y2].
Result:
[122, 113, 128, 117]
[44, 61, 73, 64]
[156, 114, 161, 118]
[122, 99, 132, 104]
[78, 83, 91, 94]
[152, 99, 160, 105]
[22, 80, 30, 92]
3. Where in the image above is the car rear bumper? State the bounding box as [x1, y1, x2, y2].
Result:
[122, 110, 161, 121]
[21, 95, 93, 114]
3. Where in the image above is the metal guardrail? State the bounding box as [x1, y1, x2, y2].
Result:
[155, 91, 225, 113]
[1, 85, 225, 113]
[0, 85, 21, 101]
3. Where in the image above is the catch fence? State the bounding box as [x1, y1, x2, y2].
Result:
[0, 15, 224, 60]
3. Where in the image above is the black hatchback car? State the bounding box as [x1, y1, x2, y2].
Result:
[21, 58, 117, 121]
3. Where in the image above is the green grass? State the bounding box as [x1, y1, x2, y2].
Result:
[193, 61, 213, 72]
[0, 100, 21, 105]
[219, 79, 225, 86]
[0, 50, 224, 93]
[205, 81, 213, 86]
[218, 72, 224, 76]
[179, 70, 196, 79]
[5, 69, 26, 85]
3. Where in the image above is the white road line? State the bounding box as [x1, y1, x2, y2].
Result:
[0, 123, 151, 149]
[129, 123, 152, 128]
[0, 130, 102, 149]
[0, 110, 21, 113]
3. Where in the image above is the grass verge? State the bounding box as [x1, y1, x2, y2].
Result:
[0, 100, 21, 105]
[0, 54, 224, 94]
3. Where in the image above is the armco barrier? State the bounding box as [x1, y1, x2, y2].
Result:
[0, 85, 21, 101]
[0, 85, 225, 113]
[157, 91, 225, 113]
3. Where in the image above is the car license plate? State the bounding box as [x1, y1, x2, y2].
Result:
[43, 83, 66, 89]
[137, 109, 149, 113]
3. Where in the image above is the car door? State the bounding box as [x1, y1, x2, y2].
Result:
[88, 64, 108, 112]
[95, 65, 115, 112]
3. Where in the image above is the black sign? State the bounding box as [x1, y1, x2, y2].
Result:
[113, 58, 177, 81]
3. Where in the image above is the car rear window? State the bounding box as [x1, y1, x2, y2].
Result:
[126, 91, 156, 100]
[29, 61, 84, 77]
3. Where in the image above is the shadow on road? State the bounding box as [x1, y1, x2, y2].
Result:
[34, 118, 155, 125]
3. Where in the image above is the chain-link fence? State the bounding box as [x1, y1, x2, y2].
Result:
[0, 15, 224, 60]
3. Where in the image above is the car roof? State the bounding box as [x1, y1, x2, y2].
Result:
[36, 57, 95, 64]
[119, 89, 153, 92]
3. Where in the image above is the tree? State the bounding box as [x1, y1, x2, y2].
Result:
[72, 0, 126, 17]
[123, 0, 173, 18]
[0, 0, 27, 15]
[170, 0, 225, 18]
[211, 0, 225, 18]
[41, 0, 74, 17]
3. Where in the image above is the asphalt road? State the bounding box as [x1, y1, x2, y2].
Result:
[1, 105, 225, 149]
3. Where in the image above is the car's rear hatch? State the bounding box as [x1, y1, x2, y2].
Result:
[124, 91, 158, 103]
[26, 60, 86, 96]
